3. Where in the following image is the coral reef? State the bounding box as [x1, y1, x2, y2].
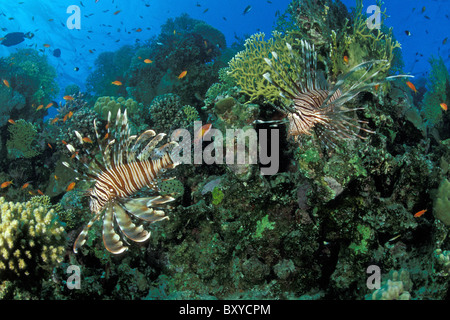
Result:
[2, 4, 450, 302]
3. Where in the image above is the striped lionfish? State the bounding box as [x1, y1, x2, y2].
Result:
[63, 109, 182, 254]
[261, 40, 406, 148]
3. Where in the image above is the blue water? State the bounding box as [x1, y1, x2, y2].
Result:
[0, 0, 449, 114]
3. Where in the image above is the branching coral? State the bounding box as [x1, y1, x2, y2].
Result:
[0, 196, 65, 282]
[330, 0, 401, 78]
[6, 119, 41, 159]
[227, 31, 295, 103]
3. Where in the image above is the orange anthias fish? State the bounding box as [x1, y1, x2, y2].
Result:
[82, 137, 93, 143]
[343, 55, 349, 64]
[194, 123, 212, 144]
[1, 180, 13, 188]
[111, 80, 122, 86]
[45, 102, 54, 109]
[406, 81, 417, 93]
[144, 59, 152, 64]
[2, 79, 10, 88]
[36, 104, 44, 111]
[63, 114, 69, 122]
[21, 182, 30, 190]
[8, 119, 15, 124]
[43, 44, 51, 48]
[414, 209, 427, 218]
[136, 28, 142, 32]
[440, 103, 448, 111]
[68, 111, 74, 119]
[51, 117, 59, 124]
[66, 182, 76, 191]
[63, 95, 74, 101]
[113, 10, 121, 15]
[178, 70, 187, 79]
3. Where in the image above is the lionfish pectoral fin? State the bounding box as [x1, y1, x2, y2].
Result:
[73, 210, 103, 253]
[124, 197, 172, 222]
[114, 204, 151, 242]
[102, 205, 128, 254]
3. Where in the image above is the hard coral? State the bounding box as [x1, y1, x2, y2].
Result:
[0, 196, 65, 282]
[227, 31, 294, 103]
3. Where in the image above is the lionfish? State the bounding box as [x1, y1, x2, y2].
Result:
[261, 40, 404, 148]
[63, 109, 182, 254]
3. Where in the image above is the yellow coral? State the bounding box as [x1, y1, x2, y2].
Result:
[227, 31, 296, 103]
[330, 0, 400, 78]
[0, 197, 65, 281]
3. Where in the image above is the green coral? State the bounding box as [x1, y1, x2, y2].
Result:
[0, 197, 65, 282]
[6, 119, 41, 159]
[348, 224, 372, 255]
[211, 186, 224, 205]
[180, 105, 200, 126]
[422, 56, 450, 126]
[93, 96, 142, 120]
[330, 0, 401, 78]
[434, 178, 450, 226]
[253, 214, 276, 239]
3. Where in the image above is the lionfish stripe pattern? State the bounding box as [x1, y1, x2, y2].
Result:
[63, 108, 181, 254]
[262, 39, 405, 148]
